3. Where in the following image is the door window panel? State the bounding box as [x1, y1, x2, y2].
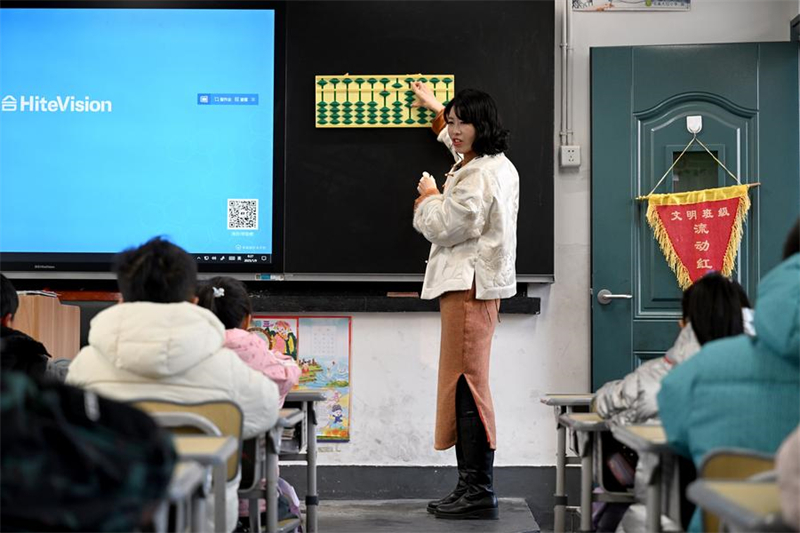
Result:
[672, 151, 718, 192]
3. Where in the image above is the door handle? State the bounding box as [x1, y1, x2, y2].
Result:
[597, 289, 633, 305]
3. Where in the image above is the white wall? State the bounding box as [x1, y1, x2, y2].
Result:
[316, 0, 796, 468]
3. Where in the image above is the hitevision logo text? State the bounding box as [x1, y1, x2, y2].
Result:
[2, 95, 113, 113]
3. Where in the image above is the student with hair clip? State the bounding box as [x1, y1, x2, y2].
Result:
[658, 220, 800, 532]
[410, 83, 519, 520]
[196, 276, 300, 407]
[595, 272, 753, 427]
[593, 272, 753, 532]
[196, 276, 301, 527]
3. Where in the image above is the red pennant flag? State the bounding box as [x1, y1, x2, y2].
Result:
[643, 185, 752, 288]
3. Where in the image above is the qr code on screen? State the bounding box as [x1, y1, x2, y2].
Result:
[227, 199, 259, 230]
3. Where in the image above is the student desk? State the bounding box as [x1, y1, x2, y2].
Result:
[559, 412, 609, 533]
[283, 390, 327, 533]
[157, 461, 207, 533]
[687, 480, 786, 533]
[610, 424, 673, 533]
[240, 407, 311, 533]
[541, 393, 594, 533]
[173, 435, 237, 533]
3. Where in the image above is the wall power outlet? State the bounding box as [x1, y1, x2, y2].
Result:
[560, 145, 581, 168]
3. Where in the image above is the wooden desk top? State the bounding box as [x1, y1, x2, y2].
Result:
[173, 436, 237, 465]
[541, 393, 594, 406]
[611, 424, 670, 453]
[559, 412, 607, 431]
[688, 480, 783, 531]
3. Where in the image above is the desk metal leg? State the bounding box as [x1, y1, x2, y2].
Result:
[213, 463, 226, 533]
[555, 423, 567, 533]
[646, 461, 662, 533]
[307, 400, 318, 533]
[194, 490, 207, 533]
[580, 450, 593, 533]
[176, 499, 186, 533]
[267, 450, 279, 533]
[153, 501, 168, 533]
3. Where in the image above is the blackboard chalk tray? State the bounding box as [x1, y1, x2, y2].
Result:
[249, 282, 540, 314]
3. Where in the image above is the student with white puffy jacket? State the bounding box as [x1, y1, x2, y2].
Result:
[67, 237, 279, 533]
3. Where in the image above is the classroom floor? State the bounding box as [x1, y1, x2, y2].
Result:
[316, 498, 540, 533]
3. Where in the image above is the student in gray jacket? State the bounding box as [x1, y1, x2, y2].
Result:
[593, 272, 752, 532]
[595, 273, 753, 426]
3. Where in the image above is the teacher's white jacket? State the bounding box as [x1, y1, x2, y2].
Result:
[413, 127, 519, 300]
[67, 301, 279, 532]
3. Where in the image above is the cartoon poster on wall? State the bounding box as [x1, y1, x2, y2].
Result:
[249, 315, 352, 442]
[249, 317, 299, 360]
[297, 317, 352, 442]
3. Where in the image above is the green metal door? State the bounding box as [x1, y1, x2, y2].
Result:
[591, 43, 799, 390]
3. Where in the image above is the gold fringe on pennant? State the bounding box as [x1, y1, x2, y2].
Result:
[641, 184, 753, 289]
[722, 187, 751, 279]
[645, 202, 692, 289]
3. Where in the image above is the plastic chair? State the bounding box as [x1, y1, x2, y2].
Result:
[698, 448, 775, 532]
[134, 399, 244, 532]
[134, 399, 243, 483]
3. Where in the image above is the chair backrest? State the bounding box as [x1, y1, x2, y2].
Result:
[134, 399, 243, 482]
[699, 448, 775, 532]
[150, 412, 223, 436]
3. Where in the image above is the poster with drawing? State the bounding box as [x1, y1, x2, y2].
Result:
[249, 316, 299, 361]
[297, 317, 351, 442]
[248, 315, 352, 441]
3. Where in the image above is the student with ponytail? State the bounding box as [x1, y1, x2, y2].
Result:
[197, 276, 302, 525]
[197, 277, 301, 406]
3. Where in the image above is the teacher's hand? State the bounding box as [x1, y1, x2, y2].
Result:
[410, 81, 445, 114]
[417, 172, 438, 196]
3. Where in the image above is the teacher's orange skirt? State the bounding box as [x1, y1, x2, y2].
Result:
[435, 284, 499, 450]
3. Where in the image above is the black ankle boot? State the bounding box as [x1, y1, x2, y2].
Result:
[427, 439, 466, 514]
[426, 470, 467, 514]
[435, 417, 499, 520]
[435, 489, 499, 520]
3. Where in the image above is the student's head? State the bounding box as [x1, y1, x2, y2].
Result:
[444, 89, 509, 158]
[682, 272, 748, 345]
[196, 276, 252, 330]
[0, 274, 19, 327]
[114, 237, 197, 303]
[783, 218, 800, 260]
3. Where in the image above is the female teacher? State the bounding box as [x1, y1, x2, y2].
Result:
[411, 82, 519, 520]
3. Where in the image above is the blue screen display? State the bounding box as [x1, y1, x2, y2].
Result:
[0, 8, 275, 258]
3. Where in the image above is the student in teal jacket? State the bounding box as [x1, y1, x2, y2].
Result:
[658, 241, 800, 531]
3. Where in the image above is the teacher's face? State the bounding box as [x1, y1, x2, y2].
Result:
[446, 108, 476, 159]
